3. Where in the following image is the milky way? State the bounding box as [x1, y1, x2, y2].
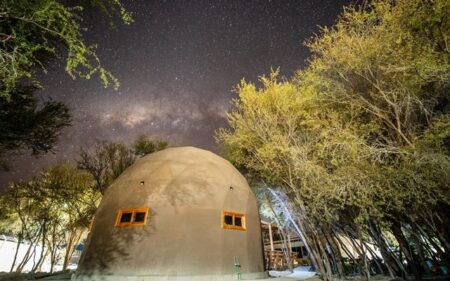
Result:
[0, 0, 352, 188]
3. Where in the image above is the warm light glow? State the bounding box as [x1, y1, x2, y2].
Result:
[222, 211, 246, 231]
[115, 208, 149, 227]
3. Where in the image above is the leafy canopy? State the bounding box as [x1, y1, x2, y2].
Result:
[0, 0, 132, 164]
[218, 0, 450, 235]
[0, 0, 133, 100]
[0, 86, 71, 169]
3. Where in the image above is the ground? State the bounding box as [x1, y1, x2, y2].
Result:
[0, 270, 398, 281]
[0, 271, 316, 281]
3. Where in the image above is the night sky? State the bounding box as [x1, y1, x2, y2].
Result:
[0, 0, 352, 188]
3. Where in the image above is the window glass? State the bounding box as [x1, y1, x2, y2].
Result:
[224, 215, 233, 225]
[134, 212, 146, 222]
[222, 211, 246, 231]
[120, 212, 132, 223]
[235, 216, 242, 227]
[116, 208, 149, 227]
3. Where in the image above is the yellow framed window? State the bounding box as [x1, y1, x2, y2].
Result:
[115, 208, 149, 227]
[222, 211, 246, 231]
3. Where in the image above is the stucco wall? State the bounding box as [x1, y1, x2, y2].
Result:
[74, 147, 265, 280]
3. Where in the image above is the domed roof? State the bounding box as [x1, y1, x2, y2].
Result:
[105, 146, 252, 209]
[76, 147, 265, 280]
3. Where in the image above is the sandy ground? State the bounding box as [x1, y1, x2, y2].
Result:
[0, 270, 319, 281]
[269, 266, 317, 280]
[0, 272, 398, 281]
[0, 265, 318, 281]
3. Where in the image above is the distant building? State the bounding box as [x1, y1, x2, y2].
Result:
[260, 221, 310, 270]
[74, 147, 266, 281]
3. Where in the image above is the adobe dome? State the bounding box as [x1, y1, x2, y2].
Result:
[74, 147, 265, 281]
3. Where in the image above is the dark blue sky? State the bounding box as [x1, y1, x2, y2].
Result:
[1, 0, 352, 187]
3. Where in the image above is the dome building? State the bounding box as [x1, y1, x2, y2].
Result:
[74, 147, 266, 281]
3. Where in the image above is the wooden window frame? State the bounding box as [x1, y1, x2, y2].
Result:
[222, 211, 246, 231]
[115, 208, 149, 227]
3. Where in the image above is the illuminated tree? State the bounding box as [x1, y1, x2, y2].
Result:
[218, 0, 450, 279]
[0, 163, 98, 272]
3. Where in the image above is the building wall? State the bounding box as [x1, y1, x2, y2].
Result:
[75, 147, 265, 280]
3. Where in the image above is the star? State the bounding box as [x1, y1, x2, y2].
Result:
[0, 0, 353, 188]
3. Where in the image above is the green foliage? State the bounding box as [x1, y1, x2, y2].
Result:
[219, 0, 450, 225]
[38, 163, 100, 227]
[218, 0, 450, 277]
[0, 0, 132, 100]
[217, 71, 377, 222]
[133, 134, 168, 157]
[78, 135, 169, 194]
[0, 162, 98, 272]
[87, 0, 133, 25]
[301, 0, 449, 148]
[0, 86, 71, 169]
[0, 0, 131, 164]
[78, 140, 135, 194]
[2, 163, 98, 232]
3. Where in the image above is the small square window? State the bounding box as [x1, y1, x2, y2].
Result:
[235, 216, 242, 227]
[116, 208, 149, 227]
[134, 212, 146, 222]
[224, 215, 233, 225]
[120, 212, 132, 223]
[222, 211, 246, 231]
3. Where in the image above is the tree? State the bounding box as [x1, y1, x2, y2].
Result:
[299, 0, 450, 275]
[78, 135, 168, 194]
[0, 0, 132, 100]
[0, 0, 131, 161]
[36, 163, 99, 271]
[78, 140, 135, 194]
[0, 182, 36, 273]
[0, 86, 71, 169]
[133, 134, 168, 157]
[217, 71, 352, 279]
[217, 0, 450, 279]
[0, 162, 98, 272]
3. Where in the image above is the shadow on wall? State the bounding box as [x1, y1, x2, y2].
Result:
[75, 148, 245, 279]
[77, 209, 158, 278]
[163, 166, 216, 208]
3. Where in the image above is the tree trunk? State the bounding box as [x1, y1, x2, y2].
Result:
[16, 228, 41, 273]
[368, 221, 401, 278]
[325, 229, 345, 278]
[391, 221, 421, 280]
[313, 233, 335, 281]
[309, 233, 330, 280]
[347, 232, 369, 281]
[63, 229, 84, 270]
[409, 225, 430, 275]
[334, 231, 357, 265]
[415, 216, 450, 268]
[32, 223, 47, 273]
[361, 239, 383, 275]
[10, 235, 22, 272]
[36, 247, 49, 273]
[424, 212, 450, 258]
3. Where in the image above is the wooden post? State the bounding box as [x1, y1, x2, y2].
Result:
[288, 234, 292, 254]
[269, 224, 274, 251]
[288, 234, 293, 268]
